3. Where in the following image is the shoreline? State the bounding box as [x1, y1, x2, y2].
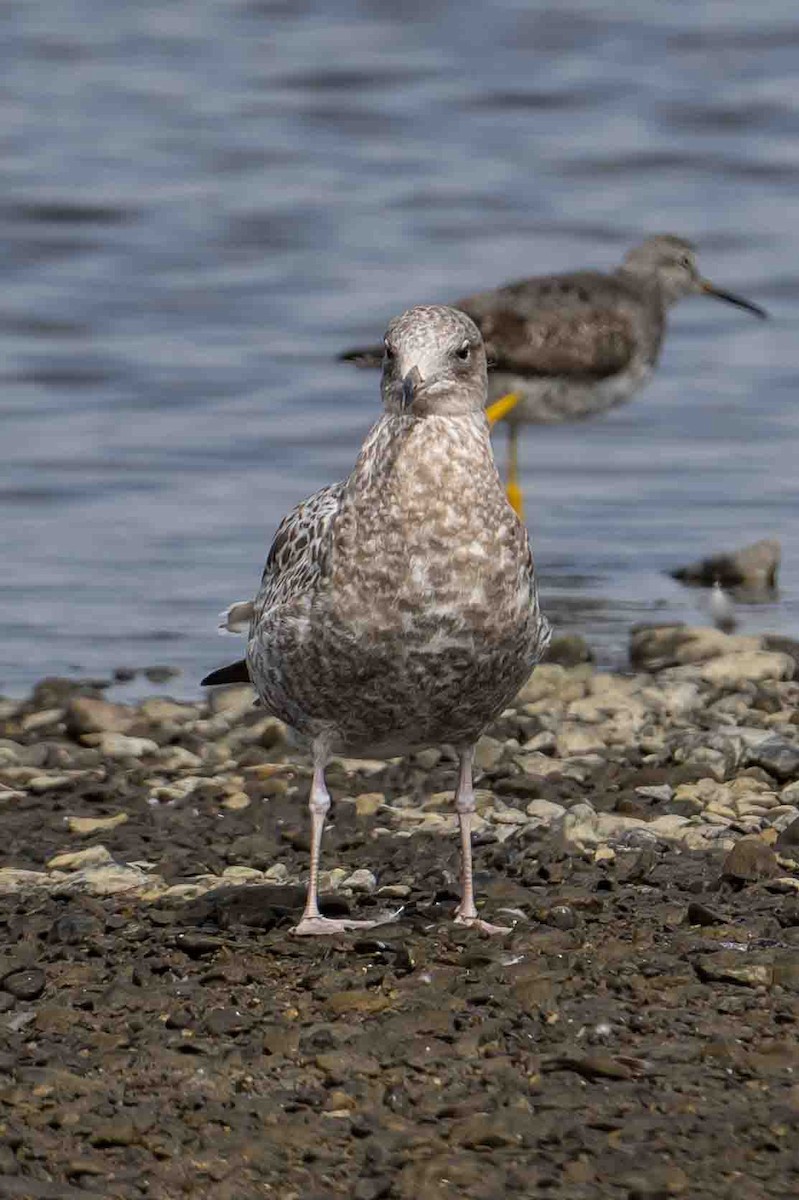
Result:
[0, 623, 797, 1196]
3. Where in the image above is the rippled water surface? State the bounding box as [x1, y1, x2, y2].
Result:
[2, 0, 798, 697]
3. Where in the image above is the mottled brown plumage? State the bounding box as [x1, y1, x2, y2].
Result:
[205, 305, 550, 935]
[340, 235, 766, 424]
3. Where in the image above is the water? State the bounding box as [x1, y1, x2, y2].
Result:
[1, 0, 798, 699]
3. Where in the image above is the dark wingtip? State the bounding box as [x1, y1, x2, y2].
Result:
[201, 659, 250, 687]
[338, 345, 384, 368]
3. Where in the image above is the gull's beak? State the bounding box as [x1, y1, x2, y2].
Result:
[401, 367, 423, 411]
[700, 279, 768, 320]
[486, 392, 521, 427]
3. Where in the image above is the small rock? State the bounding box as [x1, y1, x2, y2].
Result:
[90, 1119, 138, 1148]
[2, 967, 45, 1001]
[222, 791, 251, 810]
[263, 863, 289, 883]
[776, 816, 799, 852]
[67, 813, 128, 835]
[629, 624, 758, 672]
[544, 633, 594, 667]
[546, 904, 577, 930]
[221, 865, 264, 882]
[91, 732, 159, 758]
[354, 793, 385, 817]
[144, 664, 180, 683]
[694, 952, 773, 988]
[721, 837, 778, 884]
[685, 901, 724, 927]
[635, 784, 673, 802]
[66, 696, 134, 736]
[670, 538, 780, 589]
[525, 798, 566, 824]
[209, 684, 257, 720]
[701, 652, 794, 688]
[745, 738, 799, 782]
[0, 868, 50, 894]
[342, 869, 377, 894]
[54, 863, 157, 897]
[47, 845, 114, 872]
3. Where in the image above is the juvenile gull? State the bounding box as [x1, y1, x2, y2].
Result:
[340, 235, 767, 513]
[203, 305, 550, 936]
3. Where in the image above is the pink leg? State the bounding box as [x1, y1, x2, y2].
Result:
[292, 741, 400, 937]
[453, 746, 511, 935]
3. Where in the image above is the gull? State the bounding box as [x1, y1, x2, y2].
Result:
[203, 305, 550, 936]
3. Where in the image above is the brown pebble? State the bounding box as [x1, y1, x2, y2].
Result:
[721, 836, 778, 884]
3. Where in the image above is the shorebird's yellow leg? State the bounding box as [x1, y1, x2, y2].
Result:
[506, 421, 524, 520]
[485, 393, 524, 519]
[485, 391, 520, 427]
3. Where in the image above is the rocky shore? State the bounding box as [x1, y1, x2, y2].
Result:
[1, 624, 798, 1198]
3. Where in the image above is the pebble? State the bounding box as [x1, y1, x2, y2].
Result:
[721, 837, 778, 884]
[47, 845, 114, 871]
[67, 813, 129, 835]
[354, 792, 385, 817]
[66, 696, 134, 736]
[701, 651, 794, 687]
[342, 869, 377, 894]
[222, 791, 251, 810]
[745, 737, 799, 781]
[2, 967, 45, 1000]
[694, 952, 773, 988]
[92, 731, 160, 758]
[525, 798, 566, 823]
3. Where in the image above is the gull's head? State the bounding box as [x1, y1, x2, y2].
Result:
[621, 234, 767, 317]
[380, 304, 488, 417]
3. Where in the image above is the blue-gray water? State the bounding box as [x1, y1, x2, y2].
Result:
[1, 0, 798, 699]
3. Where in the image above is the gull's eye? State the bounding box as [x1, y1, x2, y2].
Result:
[456, 340, 471, 361]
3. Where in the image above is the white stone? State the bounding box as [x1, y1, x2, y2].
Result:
[67, 813, 128, 835]
[94, 732, 159, 759]
[525, 798, 566, 824]
[47, 845, 114, 871]
[341, 868, 377, 894]
[700, 651, 794, 687]
[635, 784, 673, 802]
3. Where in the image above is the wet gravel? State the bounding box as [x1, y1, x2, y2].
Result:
[0, 629, 798, 1197]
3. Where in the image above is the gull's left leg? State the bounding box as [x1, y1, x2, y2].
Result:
[453, 746, 511, 935]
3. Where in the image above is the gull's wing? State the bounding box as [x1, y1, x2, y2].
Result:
[255, 480, 345, 615]
[202, 481, 345, 688]
[457, 271, 638, 381]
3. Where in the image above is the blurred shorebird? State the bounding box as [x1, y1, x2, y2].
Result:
[204, 305, 550, 937]
[340, 235, 767, 517]
[709, 579, 737, 634]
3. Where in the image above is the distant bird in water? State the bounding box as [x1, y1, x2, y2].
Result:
[340, 235, 768, 517]
[709, 578, 737, 634]
[203, 305, 550, 936]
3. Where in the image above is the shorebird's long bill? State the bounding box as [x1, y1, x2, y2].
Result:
[701, 281, 768, 319]
[486, 392, 521, 426]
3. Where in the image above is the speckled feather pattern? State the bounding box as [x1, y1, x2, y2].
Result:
[459, 269, 664, 421]
[247, 309, 550, 756]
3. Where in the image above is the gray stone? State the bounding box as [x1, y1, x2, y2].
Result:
[670, 538, 780, 589]
[745, 737, 799, 782]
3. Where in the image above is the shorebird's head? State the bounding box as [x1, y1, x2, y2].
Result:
[380, 305, 488, 417]
[621, 234, 767, 317]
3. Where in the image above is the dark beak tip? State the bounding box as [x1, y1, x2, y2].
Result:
[705, 282, 769, 320]
[401, 367, 423, 409]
